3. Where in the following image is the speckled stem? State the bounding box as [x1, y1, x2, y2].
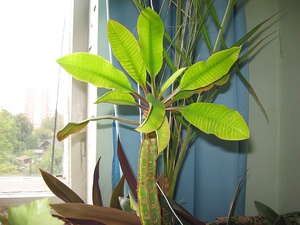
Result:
[138, 132, 161, 225]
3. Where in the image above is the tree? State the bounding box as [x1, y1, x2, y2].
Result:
[0, 109, 17, 154]
[35, 114, 64, 143]
[0, 109, 19, 175]
[14, 113, 35, 153]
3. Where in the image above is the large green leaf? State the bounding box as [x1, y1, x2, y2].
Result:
[8, 198, 64, 225]
[107, 20, 146, 88]
[137, 7, 164, 79]
[177, 47, 241, 91]
[94, 90, 137, 106]
[57, 52, 134, 93]
[51, 203, 141, 225]
[135, 94, 165, 133]
[178, 103, 249, 140]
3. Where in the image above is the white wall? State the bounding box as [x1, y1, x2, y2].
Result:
[277, 0, 300, 213]
[245, 0, 300, 215]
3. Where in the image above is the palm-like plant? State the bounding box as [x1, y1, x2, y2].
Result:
[42, 1, 278, 224]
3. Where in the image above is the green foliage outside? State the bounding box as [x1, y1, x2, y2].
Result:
[0, 109, 64, 176]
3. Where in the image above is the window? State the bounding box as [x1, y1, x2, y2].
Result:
[0, 0, 92, 208]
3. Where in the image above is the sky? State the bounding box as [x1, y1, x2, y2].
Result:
[0, 0, 72, 116]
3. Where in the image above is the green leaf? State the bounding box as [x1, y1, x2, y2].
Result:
[51, 203, 141, 225]
[135, 94, 165, 133]
[57, 120, 89, 142]
[255, 201, 279, 224]
[119, 197, 135, 213]
[156, 116, 170, 154]
[57, 52, 134, 93]
[40, 169, 84, 203]
[107, 20, 146, 88]
[110, 175, 125, 209]
[94, 90, 137, 106]
[137, 7, 164, 79]
[178, 103, 249, 140]
[8, 198, 64, 225]
[159, 67, 187, 97]
[178, 47, 241, 91]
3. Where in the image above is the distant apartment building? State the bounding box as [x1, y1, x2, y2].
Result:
[24, 88, 35, 125]
[24, 88, 53, 127]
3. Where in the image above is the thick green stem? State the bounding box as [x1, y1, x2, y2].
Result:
[138, 132, 161, 225]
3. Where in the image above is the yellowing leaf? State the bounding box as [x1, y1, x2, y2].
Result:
[57, 121, 89, 142]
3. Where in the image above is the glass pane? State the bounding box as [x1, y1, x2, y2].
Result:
[0, 0, 72, 197]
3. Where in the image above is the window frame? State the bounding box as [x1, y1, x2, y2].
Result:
[0, 0, 92, 208]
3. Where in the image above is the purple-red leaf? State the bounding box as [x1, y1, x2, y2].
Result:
[40, 169, 84, 203]
[93, 158, 103, 206]
[51, 203, 141, 225]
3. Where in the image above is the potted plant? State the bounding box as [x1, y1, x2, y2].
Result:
[39, 1, 280, 224]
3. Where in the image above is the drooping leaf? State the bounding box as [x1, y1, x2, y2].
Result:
[117, 137, 137, 199]
[178, 103, 249, 140]
[94, 90, 137, 106]
[107, 20, 146, 88]
[51, 203, 141, 225]
[255, 201, 279, 224]
[135, 94, 165, 133]
[57, 52, 134, 93]
[177, 47, 241, 91]
[8, 198, 64, 225]
[137, 7, 164, 79]
[57, 116, 140, 142]
[93, 158, 103, 206]
[156, 116, 170, 154]
[57, 120, 89, 142]
[40, 169, 84, 203]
